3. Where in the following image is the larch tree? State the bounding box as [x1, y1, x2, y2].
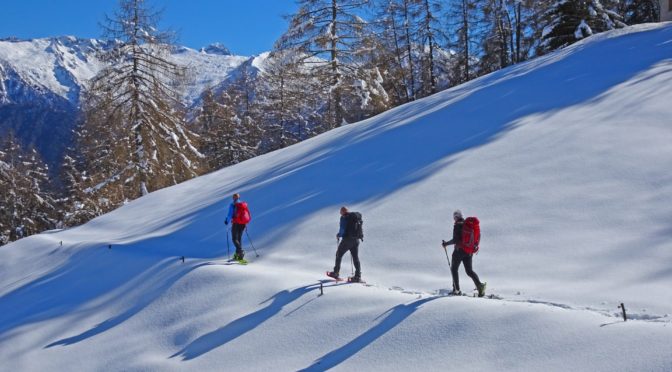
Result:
[277, 0, 374, 128]
[78, 0, 203, 210]
[411, 0, 446, 96]
[514, 0, 551, 63]
[373, 0, 447, 100]
[226, 62, 264, 155]
[59, 147, 101, 227]
[373, 0, 418, 104]
[0, 136, 57, 244]
[480, 0, 514, 74]
[447, 0, 484, 84]
[258, 51, 321, 150]
[195, 88, 257, 170]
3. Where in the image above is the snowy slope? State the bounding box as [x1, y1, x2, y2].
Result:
[1, 24, 672, 371]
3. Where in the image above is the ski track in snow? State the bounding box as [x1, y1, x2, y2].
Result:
[338, 278, 671, 325]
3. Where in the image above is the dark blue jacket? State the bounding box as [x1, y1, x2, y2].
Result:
[337, 215, 347, 238]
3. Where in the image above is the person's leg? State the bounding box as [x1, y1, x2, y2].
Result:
[450, 249, 463, 292]
[462, 254, 483, 289]
[232, 224, 245, 259]
[349, 239, 361, 278]
[332, 240, 349, 276]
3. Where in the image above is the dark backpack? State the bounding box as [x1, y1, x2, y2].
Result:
[461, 217, 480, 254]
[344, 212, 364, 240]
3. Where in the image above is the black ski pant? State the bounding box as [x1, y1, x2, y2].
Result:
[231, 223, 246, 258]
[334, 237, 361, 278]
[451, 248, 482, 292]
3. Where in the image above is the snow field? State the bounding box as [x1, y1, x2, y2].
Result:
[1, 23, 672, 371]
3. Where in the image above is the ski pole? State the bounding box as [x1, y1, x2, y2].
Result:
[245, 228, 260, 257]
[441, 241, 451, 267]
[442, 243, 455, 292]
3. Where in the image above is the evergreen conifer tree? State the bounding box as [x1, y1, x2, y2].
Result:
[540, 0, 626, 54]
[623, 0, 660, 24]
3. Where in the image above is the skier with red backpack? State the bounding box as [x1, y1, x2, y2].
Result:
[442, 210, 486, 297]
[225, 193, 251, 262]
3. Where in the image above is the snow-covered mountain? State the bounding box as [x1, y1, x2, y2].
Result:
[0, 36, 252, 168]
[0, 36, 251, 105]
[1, 23, 671, 371]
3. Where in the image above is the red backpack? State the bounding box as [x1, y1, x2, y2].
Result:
[461, 217, 480, 254]
[232, 202, 251, 224]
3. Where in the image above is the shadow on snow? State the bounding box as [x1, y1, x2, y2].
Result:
[300, 296, 439, 371]
[44, 262, 213, 348]
[170, 283, 334, 361]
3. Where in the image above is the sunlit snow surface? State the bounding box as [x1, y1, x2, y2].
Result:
[1, 24, 671, 371]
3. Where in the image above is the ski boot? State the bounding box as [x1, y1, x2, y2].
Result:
[232, 252, 247, 264]
[478, 282, 487, 298]
[326, 271, 341, 280]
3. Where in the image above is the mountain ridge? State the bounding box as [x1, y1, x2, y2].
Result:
[0, 36, 252, 169]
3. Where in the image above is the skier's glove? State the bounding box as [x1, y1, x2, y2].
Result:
[441, 240, 447, 248]
[225, 220, 229, 225]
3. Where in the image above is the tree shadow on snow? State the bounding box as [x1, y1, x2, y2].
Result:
[299, 296, 439, 371]
[170, 282, 334, 361]
[0, 230, 226, 341]
[0, 248, 145, 338]
[44, 262, 213, 348]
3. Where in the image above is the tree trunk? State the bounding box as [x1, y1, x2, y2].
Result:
[331, 0, 342, 127]
[424, 0, 437, 94]
[516, 2, 522, 63]
[403, 0, 416, 100]
[462, 0, 470, 81]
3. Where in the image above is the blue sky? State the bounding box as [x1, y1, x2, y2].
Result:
[0, 0, 298, 56]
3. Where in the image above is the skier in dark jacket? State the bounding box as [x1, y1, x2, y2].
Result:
[442, 210, 486, 296]
[327, 206, 363, 282]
